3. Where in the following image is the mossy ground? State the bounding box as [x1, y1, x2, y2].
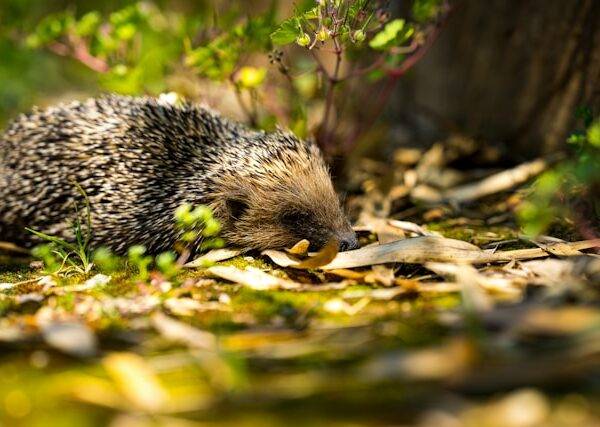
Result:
[1, 221, 599, 427]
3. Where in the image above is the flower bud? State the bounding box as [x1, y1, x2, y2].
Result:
[316, 27, 330, 42]
[296, 32, 311, 47]
[353, 29, 366, 43]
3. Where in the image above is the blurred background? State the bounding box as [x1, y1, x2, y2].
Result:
[2, 0, 598, 160]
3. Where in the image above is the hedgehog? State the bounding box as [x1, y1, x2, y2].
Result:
[0, 95, 359, 255]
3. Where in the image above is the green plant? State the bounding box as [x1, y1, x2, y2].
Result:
[519, 108, 600, 237]
[28, 183, 94, 275]
[23, 1, 449, 157]
[127, 245, 153, 282]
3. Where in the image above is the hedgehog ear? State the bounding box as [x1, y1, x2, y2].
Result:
[226, 198, 249, 220]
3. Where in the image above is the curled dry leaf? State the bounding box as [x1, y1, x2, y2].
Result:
[287, 239, 311, 256]
[294, 238, 339, 269]
[262, 237, 339, 270]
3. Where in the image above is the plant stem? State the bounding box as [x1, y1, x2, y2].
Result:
[319, 35, 343, 154]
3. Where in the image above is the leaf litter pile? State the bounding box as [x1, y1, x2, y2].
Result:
[1, 140, 599, 426]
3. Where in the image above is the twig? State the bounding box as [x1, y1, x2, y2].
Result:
[344, 3, 453, 153]
[318, 33, 344, 152]
[48, 38, 109, 73]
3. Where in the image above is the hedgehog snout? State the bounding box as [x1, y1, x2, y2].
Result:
[337, 231, 359, 252]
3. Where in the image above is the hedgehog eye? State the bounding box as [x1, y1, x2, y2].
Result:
[280, 210, 312, 228]
[226, 198, 249, 220]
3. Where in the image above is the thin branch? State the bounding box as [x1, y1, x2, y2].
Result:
[49, 37, 110, 73]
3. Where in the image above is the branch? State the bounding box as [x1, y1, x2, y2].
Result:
[49, 37, 110, 73]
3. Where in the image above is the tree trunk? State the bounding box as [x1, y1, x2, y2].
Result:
[393, 0, 600, 157]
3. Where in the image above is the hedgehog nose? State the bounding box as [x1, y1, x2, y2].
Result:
[338, 232, 359, 252]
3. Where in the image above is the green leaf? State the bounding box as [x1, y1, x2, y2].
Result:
[115, 23, 137, 41]
[75, 11, 101, 37]
[567, 132, 586, 145]
[412, 0, 443, 23]
[369, 19, 413, 50]
[270, 17, 301, 45]
[587, 120, 600, 148]
[303, 6, 320, 20]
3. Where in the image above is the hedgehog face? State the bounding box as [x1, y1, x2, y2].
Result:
[211, 134, 358, 252]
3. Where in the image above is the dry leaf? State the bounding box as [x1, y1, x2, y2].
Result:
[264, 236, 483, 270]
[293, 238, 339, 269]
[323, 297, 370, 315]
[60, 274, 111, 292]
[321, 236, 482, 269]
[42, 322, 98, 357]
[443, 158, 547, 203]
[151, 312, 217, 350]
[287, 239, 310, 256]
[184, 248, 242, 268]
[517, 307, 600, 336]
[103, 352, 169, 412]
[164, 297, 228, 316]
[364, 265, 395, 286]
[207, 265, 300, 290]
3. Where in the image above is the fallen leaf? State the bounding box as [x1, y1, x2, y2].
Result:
[207, 265, 300, 290]
[103, 352, 169, 412]
[320, 236, 482, 269]
[184, 248, 242, 268]
[287, 239, 310, 256]
[323, 297, 370, 316]
[60, 274, 111, 292]
[164, 297, 228, 316]
[151, 312, 217, 350]
[42, 321, 98, 357]
[293, 238, 339, 269]
[364, 265, 395, 286]
[517, 307, 600, 336]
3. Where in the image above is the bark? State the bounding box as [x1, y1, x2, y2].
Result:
[393, 0, 600, 157]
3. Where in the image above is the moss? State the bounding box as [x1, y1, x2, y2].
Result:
[221, 255, 272, 270]
[427, 220, 522, 247]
